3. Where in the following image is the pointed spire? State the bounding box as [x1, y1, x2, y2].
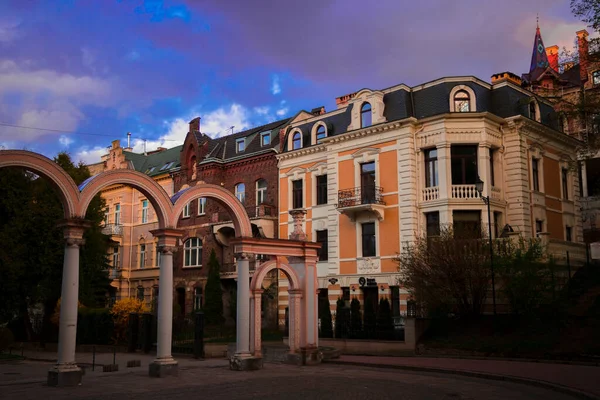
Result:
[528, 20, 550, 81]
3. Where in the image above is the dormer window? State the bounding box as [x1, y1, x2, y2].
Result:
[160, 161, 174, 171]
[236, 138, 245, 153]
[453, 90, 470, 112]
[593, 70, 600, 85]
[261, 132, 270, 146]
[361, 102, 372, 128]
[292, 131, 302, 150]
[528, 100, 540, 122]
[316, 124, 327, 143]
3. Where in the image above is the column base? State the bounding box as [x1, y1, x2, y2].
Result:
[47, 365, 82, 387]
[149, 358, 178, 378]
[300, 346, 323, 366]
[229, 354, 263, 371]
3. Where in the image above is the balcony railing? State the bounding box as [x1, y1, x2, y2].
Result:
[451, 184, 479, 199]
[337, 186, 385, 208]
[102, 224, 123, 236]
[210, 204, 277, 224]
[422, 186, 439, 202]
[108, 268, 121, 280]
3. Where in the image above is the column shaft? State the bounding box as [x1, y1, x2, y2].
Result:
[156, 249, 174, 360]
[236, 255, 250, 355]
[56, 241, 81, 367]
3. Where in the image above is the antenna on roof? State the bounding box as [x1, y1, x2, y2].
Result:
[230, 126, 235, 135]
[127, 132, 131, 148]
[143, 139, 147, 155]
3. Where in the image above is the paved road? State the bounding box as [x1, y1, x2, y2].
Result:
[0, 361, 582, 400]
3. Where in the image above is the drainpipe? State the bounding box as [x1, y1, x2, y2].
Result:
[127, 186, 135, 297]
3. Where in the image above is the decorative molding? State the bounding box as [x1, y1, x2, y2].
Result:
[351, 147, 381, 159]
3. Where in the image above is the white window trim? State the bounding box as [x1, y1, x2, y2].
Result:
[260, 132, 270, 147]
[183, 237, 202, 268]
[288, 128, 303, 150]
[355, 216, 380, 259]
[528, 99, 541, 122]
[182, 202, 191, 218]
[559, 158, 573, 201]
[197, 197, 206, 215]
[114, 203, 121, 225]
[309, 162, 328, 207]
[256, 180, 267, 205]
[311, 122, 328, 145]
[352, 147, 381, 188]
[141, 199, 148, 223]
[235, 183, 246, 203]
[236, 138, 245, 153]
[139, 243, 146, 269]
[449, 85, 477, 112]
[529, 144, 545, 193]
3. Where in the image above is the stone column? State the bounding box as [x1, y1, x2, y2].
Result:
[288, 289, 302, 353]
[436, 143, 451, 200]
[303, 259, 318, 348]
[149, 229, 183, 378]
[48, 219, 90, 387]
[252, 289, 263, 357]
[235, 253, 251, 356]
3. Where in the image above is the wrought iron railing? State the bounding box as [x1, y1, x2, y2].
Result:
[102, 224, 123, 236]
[337, 186, 384, 208]
[210, 204, 277, 224]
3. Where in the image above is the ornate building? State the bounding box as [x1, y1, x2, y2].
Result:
[277, 74, 586, 318]
[520, 23, 600, 257]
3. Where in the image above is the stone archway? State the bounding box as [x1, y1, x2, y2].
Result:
[249, 258, 302, 356]
[0, 150, 80, 219]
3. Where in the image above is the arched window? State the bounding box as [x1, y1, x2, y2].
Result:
[453, 90, 470, 112]
[361, 102, 372, 128]
[292, 132, 302, 150]
[235, 183, 246, 203]
[316, 124, 327, 143]
[184, 237, 202, 267]
[529, 101, 537, 121]
[256, 179, 267, 205]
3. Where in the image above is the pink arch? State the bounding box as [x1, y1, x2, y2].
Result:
[0, 150, 80, 219]
[170, 183, 252, 237]
[251, 258, 300, 292]
[78, 170, 173, 227]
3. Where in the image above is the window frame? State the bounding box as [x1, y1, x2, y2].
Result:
[292, 179, 303, 209]
[566, 226, 573, 242]
[155, 246, 162, 267]
[316, 174, 328, 205]
[593, 70, 600, 85]
[197, 197, 206, 215]
[316, 124, 327, 143]
[532, 158, 540, 191]
[114, 203, 121, 225]
[184, 237, 202, 268]
[453, 90, 471, 112]
[424, 148, 438, 188]
[194, 287, 203, 310]
[260, 132, 270, 147]
[139, 244, 146, 269]
[256, 179, 267, 205]
[292, 132, 302, 150]
[141, 199, 148, 223]
[535, 220, 544, 235]
[235, 183, 246, 203]
[561, 167, 569, 200]
[450, 145, 478, 185]
[112, 246, 120, 268]
[316, 229, 329, 261]
[182, 202, 191, 218]
[236, 138, 245, 153]
[360, 102, 372, 128]
[489, 148, 496, 187]
[425, 212, 440, 237]
[361, 222, 376, 257]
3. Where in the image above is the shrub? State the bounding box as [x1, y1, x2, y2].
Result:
[334, 298, 347, 339]
[0, 327, 14, 351]
[319, 298, 333, 338]
[110, 298, 148, 344]
[376, 298, 394, 340]
[350, 298, 362, 334]
[77, 308, 113, 345]
[204, 249, 224, 325]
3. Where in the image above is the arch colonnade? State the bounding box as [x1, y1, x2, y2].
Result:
[0, 150, 320, 385]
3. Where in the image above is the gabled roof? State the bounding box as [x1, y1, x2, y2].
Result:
[123, 145, 183, 177]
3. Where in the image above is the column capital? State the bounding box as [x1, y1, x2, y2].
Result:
[288, 289, 303, 297]
[57, 219, 91, 245]
[235, 252, 251, 260]
[158, 245, 178, 255]
[150, 228, 184, 248]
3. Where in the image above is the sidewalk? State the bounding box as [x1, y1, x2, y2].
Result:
[325, 355, 600, 399]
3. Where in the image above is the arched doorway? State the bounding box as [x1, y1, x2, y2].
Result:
[249, 258, 302, 356]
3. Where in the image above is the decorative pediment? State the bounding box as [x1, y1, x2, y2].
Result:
[308, 162, 327, 174]
[285, 166, 307, 179]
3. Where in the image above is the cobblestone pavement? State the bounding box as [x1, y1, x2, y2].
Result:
[0, 360, 583, 400]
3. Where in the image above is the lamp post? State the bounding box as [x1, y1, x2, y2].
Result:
[475, 176, 497, 316]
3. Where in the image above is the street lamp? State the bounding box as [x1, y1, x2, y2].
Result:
[475, 175, 497, 316]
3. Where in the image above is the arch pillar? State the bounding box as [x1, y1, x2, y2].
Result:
[48, 219, 91, 387]
[288, 289, 302, 353]
[250, 289, 264, 357]
[149, 228, 184, 378]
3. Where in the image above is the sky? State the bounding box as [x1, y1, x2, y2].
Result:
[0, 0, 591, 164]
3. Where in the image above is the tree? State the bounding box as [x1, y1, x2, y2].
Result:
[334, 298, 347, 339]
[0, 152, 110, 340]
[204, 249, 224, 325]
[376, 298, 394, 340]
[571, 1, 600, 33]
[350, 297, 362, 334]
[318, 297, 333, 338]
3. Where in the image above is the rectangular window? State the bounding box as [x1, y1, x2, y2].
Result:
[360, 161, 376, 203]
[424, 149, 438, 187]
[453, 210, 481, 238]
[104, 207, 110, 225]
[156, 246, 162, 267]
[112, 246, 119, 268]
[261, 132, 270, 146]
[451, 145, 478, 184]
[292, 179, 303, 209]
[425, 212, 440, 237]
[562, 168, 569, 200]
[183, 202, 190, 218]
[532, 158, 540, 191]
[198, 197, 206, 215]
[316, 175, 328, 205]
[361, 222, 376, 257]
[114, 203, 121, 225]
[316, 230, 328, 261]
[139, 244, 146, 269]
[535, 220, 543, 235]
[236, 138, 245, 153]
[593, 70, 600, 85]
[489, 148, 495, 187]
[141, 199, 148, 223]
[566, 226, 573, 242]
[194, 287, 203, 310]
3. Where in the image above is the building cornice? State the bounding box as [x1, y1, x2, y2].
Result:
[276, 142, 327, 161]
[506, 116, 583, 148]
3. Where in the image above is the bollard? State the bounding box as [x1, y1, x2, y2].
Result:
[92, 346, 96, 371]
[194, 311, 205, 359]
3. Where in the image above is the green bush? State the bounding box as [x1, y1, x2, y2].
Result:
[204, 249, 224, 325]
[319, 298, 333, 338]
[376, 298, 394, 340]
[335, 298, 347, 338]
[77, 308, 114, 345]
[350, 298, 362, 333]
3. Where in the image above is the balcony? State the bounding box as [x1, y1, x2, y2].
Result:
[108, 268, 122, 280]
[422, 186, 439, 202]
[451, 184, 479, 199]
[102, 224, 123, 236]
[337, 186, 385, 221]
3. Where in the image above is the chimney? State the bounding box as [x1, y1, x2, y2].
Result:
[125, 132, 132, 151]
[577, 29, 589, 83]
[189, 117, 201, 133]
[335, 91, 357, 109]
[111, 139, 121, 149]
[491, 72, 523, 86]
[546, 45, 559, 72]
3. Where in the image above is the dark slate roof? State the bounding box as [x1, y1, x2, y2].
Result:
[282, 76, 562, 153]
[123, 145, 183, 177]
[200, 118, 289, 164]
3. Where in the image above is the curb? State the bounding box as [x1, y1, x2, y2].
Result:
[415, 353, 600, 367]
[324, 359, 600, 400]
